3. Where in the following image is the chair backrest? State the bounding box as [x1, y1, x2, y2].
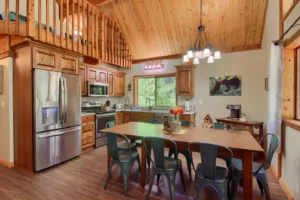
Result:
[143, 137, 178, 169]
[206, 122, 232, 130]
[148, 118, 161, 124]
[106, 120, 121, 128]
[256, 134, 280, 172]
[103, 132, 131, 161]
[188, 142, 233, 181]
[181, 121, 196, 127]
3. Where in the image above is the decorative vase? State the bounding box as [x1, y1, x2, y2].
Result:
[170, 115, 181, 133]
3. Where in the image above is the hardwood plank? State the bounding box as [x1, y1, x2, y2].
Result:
[72, 0, 75, 50]
[77, 0, 81, 53]
[38, 0, 42, 40]
[66, 0, 70, 49]
[60, 0, 63, 47]
[46, 0, 50, 43]
[27, 0, 35, 37]
[16, 0, 20, 35]
[53, 0, 57, 45]
[5, 0, 9, 34]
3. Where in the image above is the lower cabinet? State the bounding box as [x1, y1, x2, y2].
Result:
[179, 114, 196, 123]
[81, 115, 95, 150]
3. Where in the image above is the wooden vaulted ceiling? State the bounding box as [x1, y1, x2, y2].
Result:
[90, 0, 268, 61]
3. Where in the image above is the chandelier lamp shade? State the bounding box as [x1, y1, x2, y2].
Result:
[183, 0, 221, 64]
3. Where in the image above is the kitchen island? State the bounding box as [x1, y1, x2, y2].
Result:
[116, 109, 196, 124]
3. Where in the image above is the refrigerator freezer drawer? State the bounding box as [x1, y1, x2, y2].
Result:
[35, 126, 81, 171]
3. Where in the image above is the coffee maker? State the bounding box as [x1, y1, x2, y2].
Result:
[226, 105, 241, 119]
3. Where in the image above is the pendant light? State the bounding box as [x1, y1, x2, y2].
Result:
[183, 0, 221, 64]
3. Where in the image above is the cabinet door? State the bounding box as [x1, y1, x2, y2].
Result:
[116, 112, 123, 124]
[114, 74, 125, 96]
[108, 72, 114, 96]
[176, 67, 195, 96]
[79, 66, 87, 96]
[98, 70, 108, 83]
[59, 54, 78, 74]
[123, 113, 130, 123]
[33, 47, 57, 71]
[88, 68, 98, 82]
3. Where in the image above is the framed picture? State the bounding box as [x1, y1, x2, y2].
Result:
[265, 77, 268, 91]
[0, 65, 3, 94]
[209, 76, 242, 96]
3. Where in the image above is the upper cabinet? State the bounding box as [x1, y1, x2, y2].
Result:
[33, 46, 79, 75]
[175, 65, 196, 96]
[114, 73, 126, 96]
[80, 64, 126, 97]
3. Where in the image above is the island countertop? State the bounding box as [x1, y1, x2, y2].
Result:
[116, 109, 196, 115]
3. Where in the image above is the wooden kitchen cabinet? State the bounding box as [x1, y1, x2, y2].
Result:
[79, 66, 87, 96]
[58, 54, 78, 74]
[175, 65, 196, 96]
[114, 73, 125, 96]
[108, 72, 115, 96]
[33, 46, 57, 71]
[33, 46, 80, 74]
[87, 68, 98, 82]
[179, 114, 196, 124]
[98, 69, 108, 83]
[81, 115, 95, 150]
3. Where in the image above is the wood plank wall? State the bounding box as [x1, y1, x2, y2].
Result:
[0, 0, 132, 69]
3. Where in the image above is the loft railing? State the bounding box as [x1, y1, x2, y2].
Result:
[0, 0, 132, 68]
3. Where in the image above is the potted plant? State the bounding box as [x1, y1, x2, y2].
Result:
[169, 106, 184, 132]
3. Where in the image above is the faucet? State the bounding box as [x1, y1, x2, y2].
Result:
[145, 98, 153, 110]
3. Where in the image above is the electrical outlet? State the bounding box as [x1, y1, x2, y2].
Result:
[199, 100, 203, 105]
[1, 101, 4, 108]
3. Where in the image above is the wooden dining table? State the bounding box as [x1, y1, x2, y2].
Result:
[101, 122, 265, 200]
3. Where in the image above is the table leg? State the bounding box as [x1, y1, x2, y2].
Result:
[259, 124, 264, 147]
[140, 143, 146, 188]
[243, 151, 253, 200]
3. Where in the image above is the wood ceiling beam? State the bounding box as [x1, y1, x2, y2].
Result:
[88, 0, 115, 6]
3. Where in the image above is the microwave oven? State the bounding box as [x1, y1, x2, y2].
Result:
[88, 81, 109, 97]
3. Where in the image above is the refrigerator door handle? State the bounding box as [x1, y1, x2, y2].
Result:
[37, 126, 81, 139]
[64, 77, 68, 123]
[59, 77, 64, 124]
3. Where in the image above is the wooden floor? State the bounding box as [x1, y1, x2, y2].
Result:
[0, 146, 287, 200]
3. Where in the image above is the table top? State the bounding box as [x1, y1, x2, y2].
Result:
[101, 122, 264, 153]
[216, 118, 264, 126]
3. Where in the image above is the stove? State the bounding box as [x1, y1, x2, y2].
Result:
[82, 101, 116, 148]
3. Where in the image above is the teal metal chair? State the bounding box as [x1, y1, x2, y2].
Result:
[168, 120, 196, 181]
[188, 142, 233, 200]
[103, 132, 141, 196]
[231, 134, 280, 200]
[207, 122, 232, 130]
[144, 137, 186, 200]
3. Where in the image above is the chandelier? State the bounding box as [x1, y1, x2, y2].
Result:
[183, 0, 221, 64]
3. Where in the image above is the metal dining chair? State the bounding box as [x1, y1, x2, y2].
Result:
[106, 120, 137, 151]
[143, 137, 186, 200]
[168, 120, 196, 181]
[207, 122, 232, 130]
[231, 134, 280, 200]
[103, 131, 141, 196]
[188, 142, 233, 200]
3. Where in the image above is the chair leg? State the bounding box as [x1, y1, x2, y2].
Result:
[104, 160, 113, 190]
[215, 183, 228, 200]
[168, 149, 174, 157]
[166, 173, 176, 200]
[179, 167, 186, 192]
[157, 173, 161, 185]
[263, 183, 271, 200]
[231, 173, 242, 199]
[137, 157, 141, 174]
[194, 184, 202, 200]
[257, 175, 271, 200]
[146, 171, 156, 200]
[147, 148, 151, 168]
[122, 169, 129, 197]
[184, 153, 192, 181]
[256, 178, 264, 196]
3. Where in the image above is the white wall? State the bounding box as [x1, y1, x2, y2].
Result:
[0, 57, 14, 164]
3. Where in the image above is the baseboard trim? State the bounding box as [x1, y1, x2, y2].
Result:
[279, 178, 295, 200]
[270, 164, 295, 200]
[0, 159, 14, 168]
[270, 164, 279, 179]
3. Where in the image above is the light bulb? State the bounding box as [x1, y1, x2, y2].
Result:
[207, 56, 214, 63]
[193, 58, 200, 64]
[187, 50, 194, 58]
[214, 51, 221, 59]
[183, 55, 189, 62]
[203, 48, 210, 56]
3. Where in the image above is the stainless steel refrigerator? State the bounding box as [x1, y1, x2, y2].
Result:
[34, 69, 81, 171]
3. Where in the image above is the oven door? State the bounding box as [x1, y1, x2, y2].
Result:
[95, 114, 116, 148]
[88, 82, 109, 97]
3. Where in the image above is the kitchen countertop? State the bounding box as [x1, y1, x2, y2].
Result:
[116, 109, 196, 115]
[81, 112, 96, 117]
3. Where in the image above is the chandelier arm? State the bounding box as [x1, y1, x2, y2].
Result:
[203, 31, 209, 46]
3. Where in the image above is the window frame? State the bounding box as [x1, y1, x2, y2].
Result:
[133, 73, 177, 107]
